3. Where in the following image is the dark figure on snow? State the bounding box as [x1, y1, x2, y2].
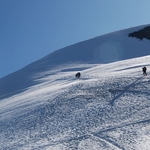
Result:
[75, 72, 81, 78]
[142, 66, 147, 76]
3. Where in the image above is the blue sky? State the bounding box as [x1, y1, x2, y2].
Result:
[0, 0, 150, 78]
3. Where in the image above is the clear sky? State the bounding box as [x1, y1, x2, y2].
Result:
[0, 0, 150, 78]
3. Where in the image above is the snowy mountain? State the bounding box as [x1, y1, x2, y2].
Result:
[1, 24, 150, 150]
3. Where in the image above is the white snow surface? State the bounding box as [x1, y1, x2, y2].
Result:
[1, 24, 150, 149]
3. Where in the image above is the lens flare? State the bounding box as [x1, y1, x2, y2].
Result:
[93, 41, 123, 63]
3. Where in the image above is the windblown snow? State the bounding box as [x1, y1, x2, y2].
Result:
[0, 24, 150, 150]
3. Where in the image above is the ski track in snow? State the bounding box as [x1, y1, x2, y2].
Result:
[1, 56, 150, 149]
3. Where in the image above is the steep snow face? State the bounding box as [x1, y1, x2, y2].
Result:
[0, 24, 150, 100]
[1, 55, 150, 150]
[35, 24, 150, 65]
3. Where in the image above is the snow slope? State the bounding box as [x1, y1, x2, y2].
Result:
[0, 24, 150, 99]
[1, 24, 150, 149]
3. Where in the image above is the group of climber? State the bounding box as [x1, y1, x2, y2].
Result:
[75, 66, 148, 79]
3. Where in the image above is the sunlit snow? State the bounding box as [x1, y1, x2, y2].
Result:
[0, 24, 150, 150]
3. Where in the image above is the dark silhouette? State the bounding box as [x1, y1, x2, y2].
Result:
[128, 26, 150, 41]
[142, 66, 147, 76]
[75, 72, 81, 78]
